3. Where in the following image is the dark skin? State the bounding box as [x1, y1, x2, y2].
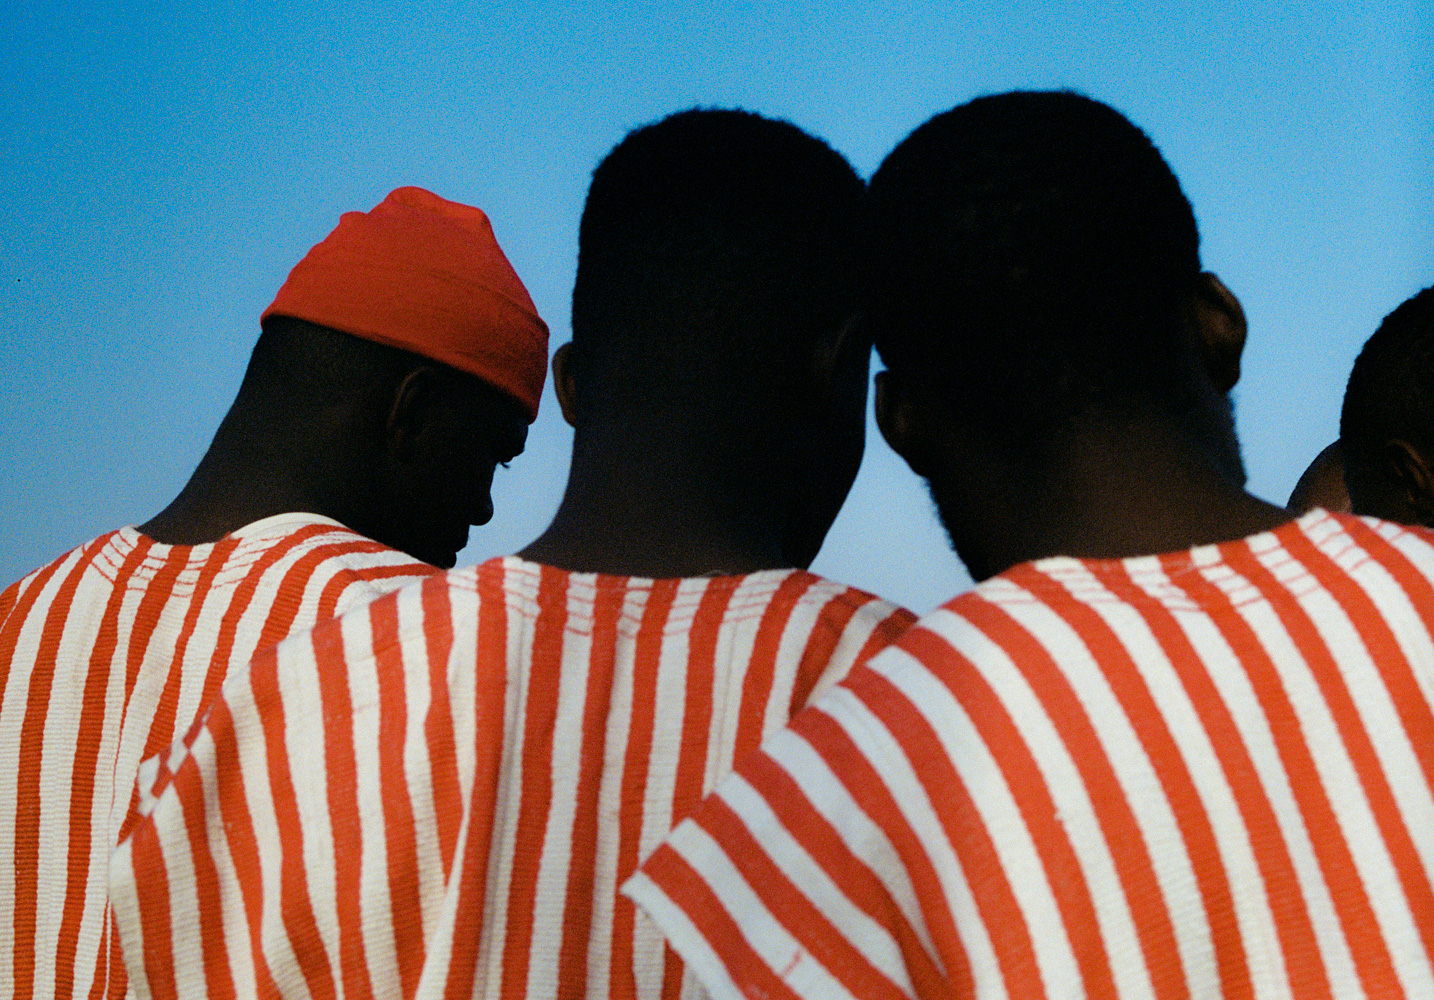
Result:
[1346, 437, 1434, 527]
[519, 322, 868, 578]
[876, 273, 1291, 582]
[141, 365, 528, 569]
[1287, 441, 1351, 515]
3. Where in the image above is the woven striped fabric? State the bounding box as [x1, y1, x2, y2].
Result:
[110, 556, 914, 1000]
[628, 510, 1434, 1000]
[0, 513, 436, 1000]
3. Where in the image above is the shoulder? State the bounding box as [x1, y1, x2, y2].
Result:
[787, 572, 917, 634]
[0, 530, 124, 634]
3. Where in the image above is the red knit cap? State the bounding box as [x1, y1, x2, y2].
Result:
[262, 187, 549, 420]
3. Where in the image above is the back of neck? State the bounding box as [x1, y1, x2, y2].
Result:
[518, 425, 796, 578]
[941, 417, 1292, 580]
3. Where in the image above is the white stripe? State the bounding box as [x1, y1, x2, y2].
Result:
[1033, 559, 1217, 996]
[719, 768, 911, 990]
[586, 582, 646, 997]
[1115, 558, 1291, 996]
[623, 868, 751, 1000]
[1186, 556, 1358, 998]
[666, 821, 861, 1000]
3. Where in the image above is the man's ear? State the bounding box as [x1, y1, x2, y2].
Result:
[384, 366, 441, 463]
[1191, 272, 1247, 393]
[551, 342, 579, 428]
[1382, 438, 1434, 527]
[875, 369, 935, 478]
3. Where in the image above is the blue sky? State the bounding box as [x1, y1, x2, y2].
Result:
[1, 2, 1429, 612]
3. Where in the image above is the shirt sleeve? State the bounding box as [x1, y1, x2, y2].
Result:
[624, 655, 958, 1000]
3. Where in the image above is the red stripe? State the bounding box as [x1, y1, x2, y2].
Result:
[1232, 532, 1434, 979]
[122, 538, 240, 841]
[739, 740, 949, 995]
[555, 579, 626, 996]
[248, 629, 339, 1000]
[732, 575, 816, 768]
[58, 539, 186, 1000]
[128, 802, 180, 1000]
[201, 693, 284, 999]
[841, 651, 1041, 998]
[608, 578, 681, 1000]
[440, 562, 511, 1000]
[786, 581, 862, 714]
[252, 533, 381, 650]
[420, 576, 463, 875]
[15, 536, 144, 1000]
[965, 592, 1193, 1000]
[500, 564, 575, 997]
[641, 843, 802, 1000]
[310, 605, 374, 1000]
[175, 742, 241, 1000]
[1338, 517, 1434, 793]
[1161, 551, 1338, 998]
[1086, 563, 1254, 999]
[669, 583, 729, 819]
[656, 579, 734, 987]
[696, 793, 910, 999]
[372, 595, 426, 996]
[315, 558, 435, 623]
[197, 523, 337, 718]
[3, 541, 92, 999]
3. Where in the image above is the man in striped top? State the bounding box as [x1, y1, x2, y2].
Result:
[110, 109, 915, 1000]
[1, 186, 548, 1000]
[627, 91, 1434, 999]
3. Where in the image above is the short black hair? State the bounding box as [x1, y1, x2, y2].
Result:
[1340, 285, 1434, 485]
[868, 90, 1203, 450]
[569, 107, 865, 422]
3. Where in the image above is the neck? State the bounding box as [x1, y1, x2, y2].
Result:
[138, 411, 370, 546]
[936, 415, 1292, 581]
[519, 422, 797, 578]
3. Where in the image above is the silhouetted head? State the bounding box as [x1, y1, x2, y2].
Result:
[232, 315, 530, 567]
[1288, 441, 1351, 515]
[156, 188, 548, 568]
[1341, 285, 1434, 526]
[562, 108, 868, 568]
[867, 91, 1251, 576]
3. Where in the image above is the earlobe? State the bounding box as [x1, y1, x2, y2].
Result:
[552, 342, 579, 428]
[1192, 272, 1247, 393]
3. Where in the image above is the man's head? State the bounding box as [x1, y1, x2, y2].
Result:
[867, 91, 1251, 576]
[1341, 285, 1434, 526]
[560, 108, 868, 568]
[240, 187, 547, 567]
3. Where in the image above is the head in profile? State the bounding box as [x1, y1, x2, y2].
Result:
[524, 108, 869, 576]
[866, 90, 1284, 580]
[1341, 285, 1434, 527]
[142, 187, 548, 567]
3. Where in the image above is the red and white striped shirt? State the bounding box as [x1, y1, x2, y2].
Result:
[110, 556, 914, 1000]
[628, 510, 1434, 1000]
[0, 513, 435, 1000]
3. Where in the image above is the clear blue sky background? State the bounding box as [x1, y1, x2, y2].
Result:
[1, 2, 1429, 613]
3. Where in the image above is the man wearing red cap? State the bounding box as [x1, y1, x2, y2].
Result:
[0, 186, 547, 1000]
[110, 110, 915, 1000]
